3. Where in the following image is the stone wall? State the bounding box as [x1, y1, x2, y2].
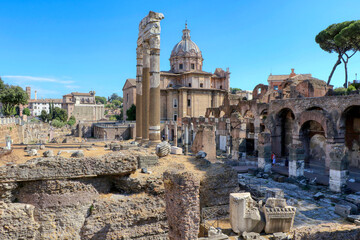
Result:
[0, 152, 168, 239]
[22, 122, 72, 144]
[163, 170, 200, 240]
[72, 104, 104, 122]
[0, 121, 72, 145]
[191, 125, 216, 162]
[0, 123, 22, 145]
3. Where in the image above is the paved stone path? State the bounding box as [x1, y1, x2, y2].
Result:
[238, 173, 347, 228]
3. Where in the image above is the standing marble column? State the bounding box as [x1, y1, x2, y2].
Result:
[136, 46, 143, 141]
[226, 118, 231, 156]
[149, 35, 161, 145]
[142, 43, 150, 143]
[165, 122, 169, 141]
[174, 123, 178, 147]
[184, 124, 189, 154]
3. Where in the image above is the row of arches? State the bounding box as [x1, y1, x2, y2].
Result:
[274, 105, 360, 169]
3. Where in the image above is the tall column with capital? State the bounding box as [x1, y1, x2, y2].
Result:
[136, 46, 143, 141]
[149, 35, 161, 145]
[142, 43, 150, 143]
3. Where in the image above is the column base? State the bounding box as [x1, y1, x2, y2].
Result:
[329, 169, 348, 192]
[258, 158, 271, 172]
[289, 160, 304, 178]
[136, 137, 142, 142]
[141, 139, 149, 145]
[148, 140, 161, 147]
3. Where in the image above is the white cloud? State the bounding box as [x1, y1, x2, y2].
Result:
[2, 75, 74, 84]
[65, 85, 80, 89]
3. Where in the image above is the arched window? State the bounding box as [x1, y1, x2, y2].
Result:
[200, 83, 204, 88]
[220, 85, 223, 89]
[191, 63, 195, 69]
[173, 98, 178, 108]
[188, 83, 192, 87]
[179, 64, 183, 69]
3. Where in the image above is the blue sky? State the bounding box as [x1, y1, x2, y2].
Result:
[0, 0, 359, 99]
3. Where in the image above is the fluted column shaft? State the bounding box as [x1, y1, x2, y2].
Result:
[149, 35, 161, 145]
[142, 43, 150, 143]
[136, 46, 143, 141]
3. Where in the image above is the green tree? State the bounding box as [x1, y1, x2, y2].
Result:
[53, 107, 68, 122]
[110, 93, 119, 102]
[95, 96, 107, 104]
[126, 104, 136, 121]
[22, 108, 31, 116]
[230, 87, 242, 94]
[67, 116, 76, 126]
[40, 110, 48, 122]
[315, 20, 359, 87]
[0, 78, 6, 91]
[0, 85, 28, 116]
[112, 99, 121, 107]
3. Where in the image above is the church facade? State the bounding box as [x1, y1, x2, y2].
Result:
[123, 24, 230, 122]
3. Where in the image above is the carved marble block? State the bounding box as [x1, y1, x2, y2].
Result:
[263, 198, 296, 233]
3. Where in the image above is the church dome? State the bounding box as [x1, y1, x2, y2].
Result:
[171, 24, 201, 57]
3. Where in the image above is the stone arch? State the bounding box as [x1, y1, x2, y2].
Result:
[252, 84, 268, 100]
[298, 110, 328, 138]
[299, 120, 326, 166]
[339, 105, 360, 168]
[306, 106, 325, 111]
[275, 108, 296, 157]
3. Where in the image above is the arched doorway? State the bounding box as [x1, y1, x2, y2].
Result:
[278, 108, 295, 158]
[299, 120, 326, 167]
[341, 106, 360, 168]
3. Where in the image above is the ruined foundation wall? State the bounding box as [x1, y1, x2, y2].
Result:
[0, 123, 22, 145]
[0, 152, 168, 239]
[164, 170, 200, 240]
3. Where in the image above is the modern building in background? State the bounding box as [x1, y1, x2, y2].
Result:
[26, 87, 62, 116]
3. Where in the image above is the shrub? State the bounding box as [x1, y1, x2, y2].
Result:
[333, 87, 347, 95]
[22, 108, 30, 116]
[67, 116, 76, 126]
[51, 119, 66, 128]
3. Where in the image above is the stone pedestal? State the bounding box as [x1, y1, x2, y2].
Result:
[288, 144, 305, 178]
[230, 193, 265, 234]
[329, 144, 349, 192]
[191, 125, 216, 162]
[163, 171, 200, 240]
[263, 198, 296, 234]
[5, 136, 11, 150]
[258, 133, 271, 172]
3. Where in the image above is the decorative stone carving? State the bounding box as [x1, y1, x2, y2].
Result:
[230, 192, 265, 234]
[263, 198, 296, 234]
[156, 141, 171, 157]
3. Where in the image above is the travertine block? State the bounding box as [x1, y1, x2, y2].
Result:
[230, 192, 265, 234]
